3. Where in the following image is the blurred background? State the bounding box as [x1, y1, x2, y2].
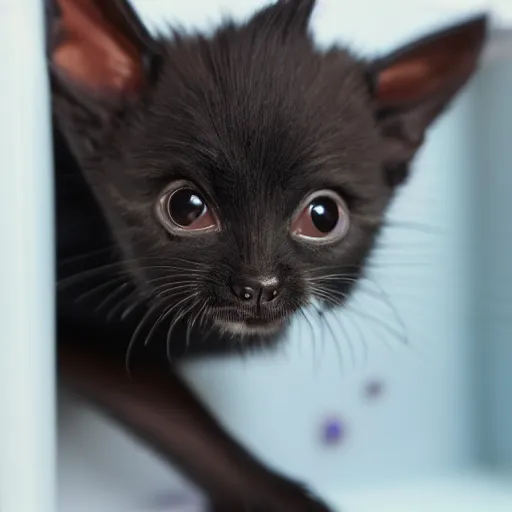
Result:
[1, 1, 512, 511]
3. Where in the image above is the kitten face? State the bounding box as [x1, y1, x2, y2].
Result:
[82, 32, 389, 338]
[51, 0, 486, 342]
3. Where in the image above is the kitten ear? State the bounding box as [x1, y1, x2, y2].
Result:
[251, 0, 316, 37]
[369, 15, 488, 186]
[50, 0, 157, 104]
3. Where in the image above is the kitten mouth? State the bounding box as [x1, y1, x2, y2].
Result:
[245, 317, 277, 326]
[215, 317, 286, 336]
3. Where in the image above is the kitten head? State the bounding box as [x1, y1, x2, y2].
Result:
[50, 0, 487, 339]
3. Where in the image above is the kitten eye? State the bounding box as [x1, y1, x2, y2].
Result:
[290, 190, 349, 244]
[156, 181, 219, 235]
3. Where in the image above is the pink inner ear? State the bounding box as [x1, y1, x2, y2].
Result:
[377, 58, 434, 107]
[376, 51, 475, 108]
[53, 0, 145, 96]
[374, 18, 486, 109]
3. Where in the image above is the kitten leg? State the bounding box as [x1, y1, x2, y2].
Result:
[58, 341, 332, 511]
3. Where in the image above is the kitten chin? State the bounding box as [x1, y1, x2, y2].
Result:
[214, 317, 287, 337]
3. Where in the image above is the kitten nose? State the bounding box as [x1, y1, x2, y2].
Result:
[230, 276, 281, 304]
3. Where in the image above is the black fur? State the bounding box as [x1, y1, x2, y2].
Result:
[51, 1, 486, 509]
[54, 1, 401, 364]
[54, 1, 486, 363]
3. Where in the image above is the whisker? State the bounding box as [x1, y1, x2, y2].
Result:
[308, 287, 343, 306]
[186, 299, 209, 353]
[384, 219, 444, 234]
[359, 277, 409, 346]
[152, 281, 203, 296]
[58, 245, 118, 266]
[125, 302, 163, 375]
[322, 309, 345, 374]
[298, 308, 318, 370]
[165, 294, 200, 363]
[347, 311, 368, 365]
[344, 304, 406, 345]
[96, 282, 133, 315]
[185, 314, 195, 353]
[73, 275, 127, 304]
[197, 302, 211, 330]
[105, 277, 197, 323]
[309, 274, 410, 342]
[143, 304, 176, 348]
[58, 264, 127, 289]
[333, 310, 357, 369]
[58, 263, 208, 291]
[107, 290, 143, 322]
[315, 305, 328, 365]
[345, 309, 395, 354]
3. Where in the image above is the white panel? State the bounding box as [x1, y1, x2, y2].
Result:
[490, 0, 512, 25]
[475, 58, 512, 470]
[0, 1, 56, 512]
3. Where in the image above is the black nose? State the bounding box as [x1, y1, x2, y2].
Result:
[230, 276, 281, 304]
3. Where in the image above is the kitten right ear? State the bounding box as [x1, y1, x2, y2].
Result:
[49, 0, 157, 104]
[369, 15, 487, 186]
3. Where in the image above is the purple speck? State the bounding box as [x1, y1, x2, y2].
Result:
[364, 379, 385, 400]
[321, 417, 345, 445]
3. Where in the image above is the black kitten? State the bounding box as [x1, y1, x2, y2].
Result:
[50, 1, 487, 509]
[51, 0, 486, 362]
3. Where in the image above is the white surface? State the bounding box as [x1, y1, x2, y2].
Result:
[0, 1, 56, 512]
[132, 473, 512, 512]
[58, 391, 202, 512]
[332, 472, 512, 512]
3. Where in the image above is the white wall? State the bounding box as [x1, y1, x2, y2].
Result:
[474, 47, 512, 471]
[0, 2, 55, 512]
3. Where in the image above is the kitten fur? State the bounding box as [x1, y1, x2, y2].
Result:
[52, 0, 486, 365]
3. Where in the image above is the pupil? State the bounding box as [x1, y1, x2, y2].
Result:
[169, 189, 205, 227]
[310, 197, 339, 233]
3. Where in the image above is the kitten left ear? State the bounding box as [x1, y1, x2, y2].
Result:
[50, 0, 157, 104]
[369, 15, 488, 186]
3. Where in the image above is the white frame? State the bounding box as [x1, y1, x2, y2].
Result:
[0, 1, 55, 512]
